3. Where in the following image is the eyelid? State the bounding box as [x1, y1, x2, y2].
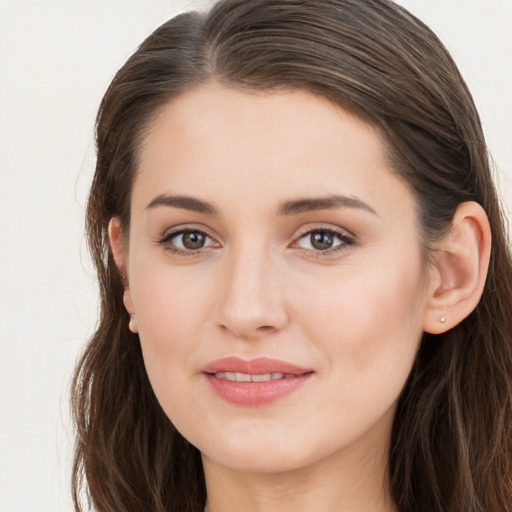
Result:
[155, 224, 221, 254]
[154, 223, 356, 257]
[291, 223, 355, 242]
[157, 223, 217, 241]
[289, 224, 356, 255]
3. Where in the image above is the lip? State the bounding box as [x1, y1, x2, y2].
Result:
[202, 357, 313, 407]
[202, 356, 311, 375]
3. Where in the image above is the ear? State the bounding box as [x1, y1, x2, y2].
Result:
[108, 216, 125, 272]
[422, 201, 491, 334]
[108, 217, 138, 333]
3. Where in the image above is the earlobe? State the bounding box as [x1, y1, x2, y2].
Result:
[422, 202, 491, 334]
[125, 290, 138, 333]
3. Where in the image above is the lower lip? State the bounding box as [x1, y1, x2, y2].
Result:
[205, 373, 312, 406]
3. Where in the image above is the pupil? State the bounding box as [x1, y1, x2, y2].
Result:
[183, 232, 205, 249]
[311, 231, 333, 250]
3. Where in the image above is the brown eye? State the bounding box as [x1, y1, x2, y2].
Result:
[182, 231, 206, 250]
[297, 228, 352, 253]
[310, 231, 334, 250]
[160, 229, 216, 253]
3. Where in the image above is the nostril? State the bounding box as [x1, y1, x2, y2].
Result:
[218, 323, 276, 338]
[256, 325, 274, 332]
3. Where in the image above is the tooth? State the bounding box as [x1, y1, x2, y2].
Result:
[214, 371, 290, 382]
[251, 373, 271, 382]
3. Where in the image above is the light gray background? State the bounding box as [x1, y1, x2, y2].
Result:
[1, 1, 511, 510]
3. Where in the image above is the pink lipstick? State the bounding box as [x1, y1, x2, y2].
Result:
[202, 357, 313, 406]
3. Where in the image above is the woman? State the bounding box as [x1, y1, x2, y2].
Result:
[71, 0, 512, 510]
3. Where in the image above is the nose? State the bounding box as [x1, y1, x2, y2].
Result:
[216, 246, 289, 339]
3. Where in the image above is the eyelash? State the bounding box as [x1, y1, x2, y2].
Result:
[157, 228, 217, 256]
[294, 227, 355, 257]
[156, 226, 355, 257]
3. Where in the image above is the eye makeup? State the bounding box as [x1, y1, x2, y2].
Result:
[154, 222, 356, 260]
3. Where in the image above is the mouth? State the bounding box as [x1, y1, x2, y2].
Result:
[212, 371, 299, 382]
[202, 357, 313, 406]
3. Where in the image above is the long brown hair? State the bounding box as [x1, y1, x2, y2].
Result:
[72, 1, 512, 510]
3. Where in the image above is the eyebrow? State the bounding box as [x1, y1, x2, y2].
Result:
[277, 195, 378, 216]
[145, 193, 377, 217]
[145, 194, 218, 215]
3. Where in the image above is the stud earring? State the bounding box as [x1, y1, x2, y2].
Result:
[440, 316, 446, 323]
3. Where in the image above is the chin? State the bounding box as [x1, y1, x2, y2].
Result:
[201, 444, 312, 475]
[193, 422, 341, 476]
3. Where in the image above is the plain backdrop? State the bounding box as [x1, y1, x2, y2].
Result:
[0, 1, 511, 511]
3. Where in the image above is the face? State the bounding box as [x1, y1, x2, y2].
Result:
[116, 83, 432, 475]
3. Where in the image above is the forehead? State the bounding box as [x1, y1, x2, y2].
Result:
[132, 82, 413, 220]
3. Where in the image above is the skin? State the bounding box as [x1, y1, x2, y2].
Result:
[109, 82, 491, 512]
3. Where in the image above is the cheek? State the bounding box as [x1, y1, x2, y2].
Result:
[131, 274, 214, 435]
[131, 251, 215, 330]
[299, 254, 425, 386]
[128, 261, 216, 392]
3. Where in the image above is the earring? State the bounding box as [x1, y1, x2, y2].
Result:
[129, 313, 138, 333]
[440, 316, 446, 323]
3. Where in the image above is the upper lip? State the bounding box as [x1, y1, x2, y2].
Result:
[202, 357, 312, 375]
